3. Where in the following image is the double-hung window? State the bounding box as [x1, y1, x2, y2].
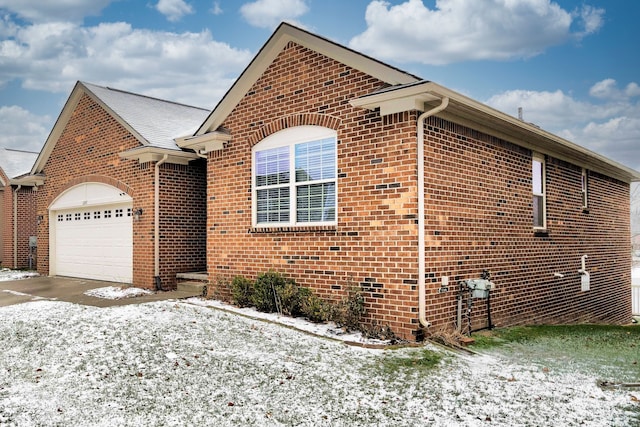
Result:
[532, 152, 546, 229]
[252, 126, 337, 227]
[581, 168, 589, 210]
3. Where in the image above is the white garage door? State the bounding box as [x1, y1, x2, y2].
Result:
[50, 183, 133, 284]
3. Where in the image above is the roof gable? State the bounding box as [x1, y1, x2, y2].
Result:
[32, 82, 209, 173]
[194, 22, 420, 136]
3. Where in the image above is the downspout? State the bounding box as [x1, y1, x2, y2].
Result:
[13, 185, 21, 268]
[417, 97, 450, 329]
[154, 154, 169, 290]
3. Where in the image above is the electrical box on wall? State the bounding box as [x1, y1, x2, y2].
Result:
[581, 272, 590, 291]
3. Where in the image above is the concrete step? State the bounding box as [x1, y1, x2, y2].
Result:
[176, 271, 208, 281]
[176, 281, 207, 296]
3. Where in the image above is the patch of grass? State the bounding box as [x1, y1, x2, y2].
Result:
[470, 324, 640, 384]
[379, 349, 443, 375]
[471, 324, 640, 348]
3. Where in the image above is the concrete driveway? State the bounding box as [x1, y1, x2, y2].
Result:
[0, 276, 202, 308]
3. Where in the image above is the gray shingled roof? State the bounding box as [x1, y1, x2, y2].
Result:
[0, 148, 39, 179]
[83, 82, 209, 150]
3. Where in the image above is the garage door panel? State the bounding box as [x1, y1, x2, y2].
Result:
[54, 204, 133, 283]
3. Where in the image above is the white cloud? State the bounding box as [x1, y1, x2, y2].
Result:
[240, 0, 308, 29]
[210, 1, 223, 15]
[0, 106, 52, 152]
[0, 21, 253, 109]
[589, 78, 640, 100]
[486, 83, 640, 171]
[155, 0, 194, 22]
[349, 0, 603, 65]
[574, 5, 604, 38]
[0, 0, 113, 23]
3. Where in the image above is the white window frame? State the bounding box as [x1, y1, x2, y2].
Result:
[251, 125, 337, 228]
[581, 168, 589, 210]
[532, 152, 546, 230]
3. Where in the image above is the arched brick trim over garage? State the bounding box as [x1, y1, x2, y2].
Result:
[54, 175, 134, 201]
[247, 113, 341, 147]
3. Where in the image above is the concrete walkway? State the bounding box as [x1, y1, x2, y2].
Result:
[0, 276, 202, 308]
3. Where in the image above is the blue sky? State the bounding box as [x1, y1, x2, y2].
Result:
[0, 0, 639, 176]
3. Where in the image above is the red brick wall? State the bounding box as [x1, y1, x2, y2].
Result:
[36, 93, 206, 288]
[422, 117, 632, 332]
[206, 42, 422, 339]
[205, 42, 632, 340]
[157, 161, 207, 288]
[15, 187, 37, 269]
[0, 181, 37, 270]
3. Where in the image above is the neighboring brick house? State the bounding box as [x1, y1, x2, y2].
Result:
[0, 148, 40, 269]
[177, 23, 640, 340]
[30, 82, 209, 289]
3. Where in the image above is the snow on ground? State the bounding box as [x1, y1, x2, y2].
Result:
[84, 286, 154, 300]
[0, 300, 637, 426]
[0, 268, 38, 282]
[1, 289, 51, 301]
[187, 297, 389, 346]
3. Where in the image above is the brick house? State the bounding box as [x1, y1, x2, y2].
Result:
[31, 82, 209, 289]
[177, 23, 640, 340]
[0, 148, 40, 269]
[29, 24, 640, 340]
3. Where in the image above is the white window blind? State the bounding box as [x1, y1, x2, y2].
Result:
[295, 138, 336, 223]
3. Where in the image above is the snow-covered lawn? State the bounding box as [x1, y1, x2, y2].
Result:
[1, 300, 637, 426]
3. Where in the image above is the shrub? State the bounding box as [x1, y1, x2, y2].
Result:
[361, 321, 400, 343]
[300, 292, 332, 323]
[331, 285, 365, 331]
[251, 270, 295, 313]
[277, 282, 304, 316]
[230, 276, 254, 308]
[208, 276, 231, 302]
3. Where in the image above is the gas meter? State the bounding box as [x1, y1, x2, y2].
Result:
[463, 278, 495, 299]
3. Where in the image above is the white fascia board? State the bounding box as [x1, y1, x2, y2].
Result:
[426, 84, 640, 183]
[119, 147, 199, 165]
[350, 80, 640, 183]
[349, 81, 441, 115]
[175, 131, 232, 153]
[9, 175, 45, 187]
